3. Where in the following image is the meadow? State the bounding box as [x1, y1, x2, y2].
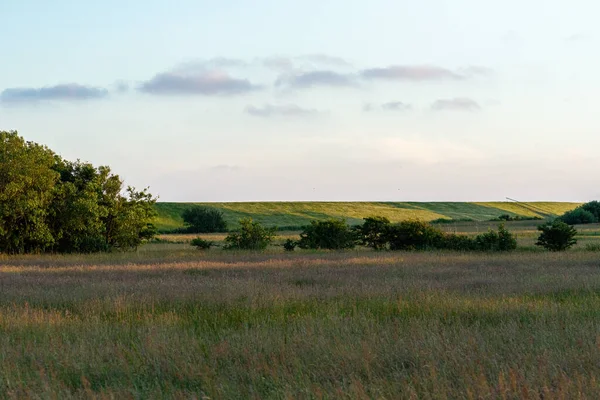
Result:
[2, 220, 600, 398]
[154, 201, 581, 231]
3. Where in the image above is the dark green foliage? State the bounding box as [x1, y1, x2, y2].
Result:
[190, 237, 213, 250]
[182, 206, 227, 233]
[581, 201, 600, 221]
[385, 220, 444, 251]
[490, 214, 542, 222]
[224, 218, 276, 250]
[283, 239, 297, 252]
[441, 234, 477, 251]
[297, 219, 357, 250]
[354, 217, 517, 252]
[536, 220, 578, 251]
[0, 131, 157, 254]
[558, 201, 600, 225]
[356, 216, 391, 250]
[497, 214, 512, 221]
[474, 224, 517, 251]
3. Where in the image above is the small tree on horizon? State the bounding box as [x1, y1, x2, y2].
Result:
[536, 220, 578, 251]
[182, 206, 228, 233]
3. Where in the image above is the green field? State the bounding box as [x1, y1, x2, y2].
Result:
[154, 201, 581, 231]
[4, 245, 600, 398]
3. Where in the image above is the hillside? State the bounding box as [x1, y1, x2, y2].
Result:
[154, 202, 580, 232]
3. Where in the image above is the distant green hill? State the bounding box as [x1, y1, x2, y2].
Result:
[154, 202, 580, 232]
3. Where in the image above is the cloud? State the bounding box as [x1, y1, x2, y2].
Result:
[263, 54, 351, 71]
[0, 83, 108, 103]
[364, 101, 411, 112]
[263, 56, 295, 71]
[361, 65, 461, 81]
[361, 65, 492, 81]
[297, 54, 352, 67]
[139, 70, 260, 96]
[275, 70, 356, 89]
[245, 103, 323, 118]
[431, 98, 481, 112]
[176, 58, 247, 72]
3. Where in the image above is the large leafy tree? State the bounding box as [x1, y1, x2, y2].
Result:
[0, 131, 58, 253]
[0, 131, 157, 254]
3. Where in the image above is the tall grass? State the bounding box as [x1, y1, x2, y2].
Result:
[2, 249, 600, 398]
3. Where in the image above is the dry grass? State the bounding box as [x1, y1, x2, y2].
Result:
[2, 247, 600, 398]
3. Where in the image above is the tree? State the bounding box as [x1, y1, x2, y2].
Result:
[560, 208, 597, 225]
[474, 224, 517, 251]
[182, 206, 227, 233]
[356, 216, 391, 250]
[0, 131, 157, 254]
[297, 219, 357, 250]
[224, 218, 276, 250]
[0, 131, 58, 254]
[385, 220, 444, 251]
[536, 220, 577, 251]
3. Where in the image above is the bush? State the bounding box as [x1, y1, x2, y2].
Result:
[223, 218, 276, 250]
[560, 208, 597, 225]
[182, 206, 227, 233]
[356, 216, 391, 250]
[536, 221, 577, 251]
[386, 220, 444, 251]
[283, 239, 297, 252]
[473, 224, 517, 251]
[298, 219, 357, 250]
[441, 233, 477, 251]
[190, 237, 213, 250]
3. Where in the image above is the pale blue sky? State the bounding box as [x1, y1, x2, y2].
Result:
[1, 0, 599, 201]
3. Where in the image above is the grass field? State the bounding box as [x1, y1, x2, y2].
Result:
[154, 202, 581, 231]
[3, 242, 600, 398]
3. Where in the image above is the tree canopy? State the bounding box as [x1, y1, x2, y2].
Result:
[0, 131, 157, 254]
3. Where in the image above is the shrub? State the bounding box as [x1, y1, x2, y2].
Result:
[473, 224, 517, 251]
[182, 206, 227, 233]
[298, 219, 357, 250]
[283, 239, 297, 252]
[190, 237, 213, 250]
[356, 216, 391, 250]
[560, 208, 597, 225]
[223, 218, 276, 250]
[536, 221, 577, 251]
[441, 233, 477, 251]
[386, 220, 444, 251]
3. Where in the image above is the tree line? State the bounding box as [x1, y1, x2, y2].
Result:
[0, 131, 157, 254]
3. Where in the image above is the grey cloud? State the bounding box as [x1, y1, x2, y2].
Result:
[364, 101, 411, 112]
[263, 54, 352, 72]
[431, 98, 481, 112]
[245, 104, 323, 118]
[361, 65, 492, 81]
[263, 56, 294, 71]
[114, 81, 130, 93]
[176, 58, 247, 73]
[0, 84, 108, 103]
[139, 71, 260, 96]
[361, 65, 462, 81]
[298, 54, 352, 67]
[458, 66, 493, 77]
[276, 70, 356, 89]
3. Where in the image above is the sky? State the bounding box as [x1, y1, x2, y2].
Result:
[1, 0, 599, 202]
